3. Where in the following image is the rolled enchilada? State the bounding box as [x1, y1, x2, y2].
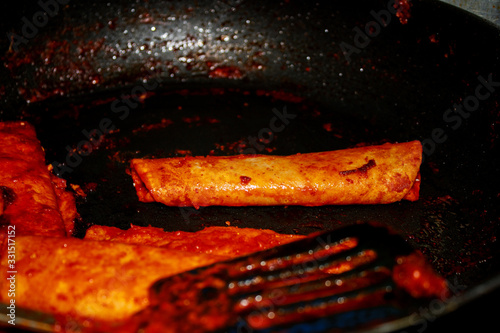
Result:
[0, 121, 76, 236]
[0, 226, 304, 322]
[130, 141, 422, 209]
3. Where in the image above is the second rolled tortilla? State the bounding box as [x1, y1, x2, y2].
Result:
[0, 121, 76, 236]
[130, 141, 422, 209]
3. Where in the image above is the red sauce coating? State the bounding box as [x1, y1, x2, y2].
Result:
[208, 66, 244, 79]
[339, 159, 376, 177]
[393, 252, 449, 299]
[240, 176, 252, 185]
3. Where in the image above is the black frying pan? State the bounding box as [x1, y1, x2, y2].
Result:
[1, 0, 499, 332]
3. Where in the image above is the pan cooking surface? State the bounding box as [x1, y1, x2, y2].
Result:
[24, 86, 498, 291]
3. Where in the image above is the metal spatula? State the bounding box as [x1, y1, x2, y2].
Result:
[120, 223, 448, 333]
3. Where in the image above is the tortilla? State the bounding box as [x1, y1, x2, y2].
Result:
[0, 226, 303, 322]
[84, 225, 305, 256]
[0, 234, 223, 322]
[130, 141, 422, 209]
[0, 121, 76, 236]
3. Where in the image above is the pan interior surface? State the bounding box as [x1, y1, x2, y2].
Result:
[28, 83, 499, 292]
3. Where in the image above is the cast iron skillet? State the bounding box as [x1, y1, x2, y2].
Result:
[1, 0, 499, 332]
